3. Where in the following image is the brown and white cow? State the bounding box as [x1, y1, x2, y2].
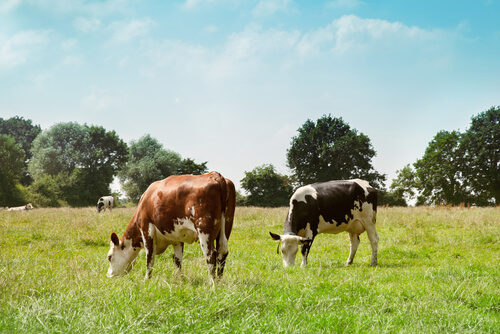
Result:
[97, 196, 114, 213]
[7, 203, 34, 211]
[106, 172, 236, 280]
[270, 179, 378, 268]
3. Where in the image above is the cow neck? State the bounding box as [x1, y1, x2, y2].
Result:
[283, 212, 297, 235]
[122, 217, 143, 248]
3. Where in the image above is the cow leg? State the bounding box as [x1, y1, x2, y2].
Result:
[173, 243, 184, 271]
[365, 225, 379, 266]
[198, 232, 217, 279]
[300, 242, 312, 268]
[347, 232, 360, 265]
[140, 224, 156, 279]
[216, 214, 229, 278]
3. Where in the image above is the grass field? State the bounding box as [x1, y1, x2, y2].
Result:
[1, 206, 499, 333]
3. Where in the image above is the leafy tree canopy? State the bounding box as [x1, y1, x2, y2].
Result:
[461, 106, 500, 205]
[0, 134, 26, 206]
[391, 106, 500, 206]
[287, 115, 385, 188]
[28, 122, 128, 206]
[414, 130, 470, 206]
[0, 116, 41, 185]
[240, 164, 293, 207]
[178, 158, 208, 175]
[119, 134, 183, 202]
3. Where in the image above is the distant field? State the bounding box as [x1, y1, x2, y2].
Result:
[1, 206, 499, 333]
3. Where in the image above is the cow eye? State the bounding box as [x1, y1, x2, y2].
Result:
[107, 255, 112, 262]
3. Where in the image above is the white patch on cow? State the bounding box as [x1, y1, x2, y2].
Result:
[351, 179, 371, 197]
[161, 217, 198, 244]
[318, 213, 366, 235]
[197, 231, 215, 275]
[189, 205, 196, 217]
[287, 185, 318, 225]
[148, 223, 155, 237]
[106, 238, 140, 277]
[217, 213, 228, 257]
[351, 201, 375, 226]
[290, 185, 317, 204]
[198, 231, 211, 257]
[139, 227, 149, 258]
[297, 222, 314, 239]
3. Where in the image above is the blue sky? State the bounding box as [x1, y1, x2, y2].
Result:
[1, 0, 499, 193]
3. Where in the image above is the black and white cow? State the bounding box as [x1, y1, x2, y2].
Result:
[270, 179, 378, 268]
[97, 196, 114, 213]
[7, 203, 34, 211]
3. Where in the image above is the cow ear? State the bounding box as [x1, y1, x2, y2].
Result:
[269, 232, 281, 241]
[111, 233, 120, 246]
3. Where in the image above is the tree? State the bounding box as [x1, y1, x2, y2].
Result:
[0, 135, 26, 206]
[178, 158, 208, 175]
[75, 125, 128, 204]
[414, 130, 471, 206]
[240, 164, 293, 207]
[0, 116, 41, 185]
[287, 115, 385, 188]
[461, 106, 500, 205]
[28, 122, 128, 206]
[119, 134, 182, 202]
[29, 122, 90, 179]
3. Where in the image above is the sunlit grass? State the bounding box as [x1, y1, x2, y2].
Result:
[1, 206, 499, 333]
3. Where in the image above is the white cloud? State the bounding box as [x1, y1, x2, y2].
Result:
[326, 0, 363, 9]
[109, 18, 155, 43]
[74, 17, 102, 33]
[138, 15, 450, 85]
[61, 55, 84, 67]
[81, 87, 117, 111]
[0, 30, 51, 68]
[0, 0, 21, 13]
[25, 0, 134, 17]
[297, 15, 444, 56]
[204, 24, 218, 34]
[182, 0, 217, 10]
[61, 38, 78, 51]
[252, 0, 297, 17]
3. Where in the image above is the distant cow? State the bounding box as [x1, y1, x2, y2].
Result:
[97, 196, 114, 213]
[7, 203, 34, 211]
[106, 172, 236, 279]
[270, 179, 378, 268]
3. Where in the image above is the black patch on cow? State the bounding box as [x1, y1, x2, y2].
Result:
[173, 256, 181, 269]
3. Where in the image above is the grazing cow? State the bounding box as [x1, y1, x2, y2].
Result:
[270, 179, 378, 268]
[7, 203, 34, 211]
[106, 172, 236, 280]
[97, 196, 114, 213]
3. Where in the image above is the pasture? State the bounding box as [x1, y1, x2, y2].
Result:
[1, 206, 499, 333]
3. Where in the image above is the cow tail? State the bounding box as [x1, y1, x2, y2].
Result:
[209, 171, 228, 214]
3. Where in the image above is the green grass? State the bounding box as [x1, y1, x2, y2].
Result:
[1, 206, 500, 333]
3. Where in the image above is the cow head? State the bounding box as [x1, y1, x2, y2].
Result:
[106, 233, 140, 277]
[97, 202, 104, 213]
[269, 232, 312, 268]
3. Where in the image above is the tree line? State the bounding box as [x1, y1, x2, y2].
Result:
[1, 106, 498, 208]
[240, 107, 499, 207]
[0, 120, 207, 207]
